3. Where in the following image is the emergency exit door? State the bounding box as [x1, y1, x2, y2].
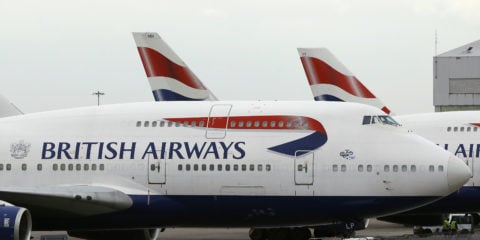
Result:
[148, 153, 166, 184]
[206, 104, 232, 139]
[294, 150, 314, 185]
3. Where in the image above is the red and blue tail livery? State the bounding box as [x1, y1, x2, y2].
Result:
[133, 32, 217, 101]
[298, 48, 391, 114]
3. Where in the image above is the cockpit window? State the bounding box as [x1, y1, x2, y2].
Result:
[378, 115, 400, 126]
[362, 115, 400, 126]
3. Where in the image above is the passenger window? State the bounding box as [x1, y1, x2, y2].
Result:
[136, 121, 141, 127]
[144, 121, 149, 127]
[475, 127, 478, 132]
[209, 164, 214, 171]
[460, 127, 465, 132]
[99, 164, 104, 171]
[202, 164, 207, 171]
[52, 164, 57, 171]
[230, 121, 236, 128]
[218, 164, 222, 171]
[242, 164, 247, 171]
[37, 164, 42, 171]
[341, 164, 346, 172]
[258, 165, 263, 171]
[22, 164, 27, 171]
[411, 165, 416, 172]
[270, 121, 276, 128]
[186, 164, 191, 171]
[278, 121, 284, 128]
[159, 121, 165, 127]
[84, 164, 89, 171]
[467, 127, 471, 132]
[60, 164, 66, 171]
[183, 121, 189, 127]
[6, 164, 11, 171]
[249, 164, 255, 171]
[92, 164, 97, 171]
[175, 122, 181, 127]
[393, 165, 398, 172]
[178, 164, 183, 171]
[246, 121, 252, 128]
[429, 165, 434, 172]
[76, 164, 81, 171]
[438, 165, 444, 172]
[266, 164, 271, 171]
[454, 127, 458, 132]
[199, 121, 205, 127]
[254, 121, 260, 127]
[68, 164, 73, 171]
[191, 121, 197, 127]
[363, 116, 372, 125]
[194, 164, 198, 171]
[332, 164, 338, 172]
[152, 121, 157, 127]
[168, 121, 173, 127]
[384, 165, 390, 172]
[233, 164, 239, 171]
[401, 165, 407, 172]
[358, 165, 364, 172]
[150, 164, 156, 171]
[225, 165, 230, 171]
[262, 121, 268, 128]
[447, 127, 451, 132]
[286, 121, 292, 128]
[238, 121, 244, 127]
[367, 165, 373, 172]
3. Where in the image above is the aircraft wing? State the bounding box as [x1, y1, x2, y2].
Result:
[0, 185, 133, 216]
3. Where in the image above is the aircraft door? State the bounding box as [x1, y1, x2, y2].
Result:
[148, 152, 166, 184]
[294, 150, 314, 185]
[206, 104, 232, 139]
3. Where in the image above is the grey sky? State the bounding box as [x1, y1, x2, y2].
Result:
[1, 0, 479, 114]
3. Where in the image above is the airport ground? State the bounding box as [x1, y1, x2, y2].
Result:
[32, 219, 480, 240]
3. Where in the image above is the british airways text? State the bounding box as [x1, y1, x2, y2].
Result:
[41, 141, 246, 160]
[442, 143, 480, 158]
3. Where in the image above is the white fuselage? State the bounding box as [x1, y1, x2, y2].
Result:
[0, 101, 469, 229]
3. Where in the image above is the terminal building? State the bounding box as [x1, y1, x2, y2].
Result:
[434, 40, 480, 112]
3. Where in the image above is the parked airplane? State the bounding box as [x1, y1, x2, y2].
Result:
[297, 47, 480, 227]
[0, 97, 470, 240]
[133, 32, 217, 101]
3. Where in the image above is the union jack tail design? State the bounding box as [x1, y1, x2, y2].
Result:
[297, 48, 391, 114]
[133, 32, 217, 101]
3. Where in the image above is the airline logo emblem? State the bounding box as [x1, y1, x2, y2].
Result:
[166, 115, 328, 156]
[10, 140, 31, 159]
[339, 149, 355, 160]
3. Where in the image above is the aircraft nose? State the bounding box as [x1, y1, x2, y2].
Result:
[447, 155, 472, 192]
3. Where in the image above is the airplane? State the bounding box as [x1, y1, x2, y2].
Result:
[0, 96, 471, 240]
[297, 47, 480, 227]
[133, 32, 217, 101]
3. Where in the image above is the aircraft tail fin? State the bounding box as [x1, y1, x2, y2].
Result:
[133, 32, 217, 101]
[0, 94, 23, 117]
[297, 48, 391, 114]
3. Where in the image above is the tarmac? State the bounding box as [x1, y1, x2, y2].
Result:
[31, 219, 480, 240]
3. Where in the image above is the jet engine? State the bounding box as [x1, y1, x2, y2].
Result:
[68, 228, 160, 240]
[0, 206, 32, 240]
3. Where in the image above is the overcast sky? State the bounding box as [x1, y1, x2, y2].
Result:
[1, 0, 479, 114]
